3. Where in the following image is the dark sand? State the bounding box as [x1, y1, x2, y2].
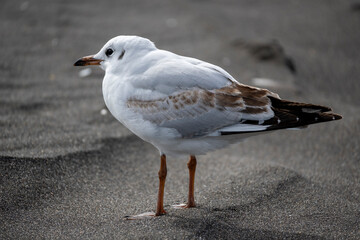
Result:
[1, 0, 359, 239]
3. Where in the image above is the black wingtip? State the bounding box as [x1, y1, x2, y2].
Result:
[333, 113, 343, 120]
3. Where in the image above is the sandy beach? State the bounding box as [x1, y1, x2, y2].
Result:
[1, 0, 359, 239]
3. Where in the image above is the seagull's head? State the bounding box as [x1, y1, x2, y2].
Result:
[74, 35, 156, 72]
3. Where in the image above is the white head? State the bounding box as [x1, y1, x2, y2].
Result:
[74, 35, 156, 72]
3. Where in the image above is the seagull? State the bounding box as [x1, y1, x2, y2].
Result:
[74, 35, 342, 219]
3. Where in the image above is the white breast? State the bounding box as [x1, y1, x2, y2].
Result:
[102, 73, 181, 150]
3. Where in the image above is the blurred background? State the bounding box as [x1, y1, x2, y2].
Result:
[1, 0, 359, 239]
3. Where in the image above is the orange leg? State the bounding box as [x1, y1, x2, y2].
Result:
[156, 154, 167, 216]
[186, 155, 197, 208]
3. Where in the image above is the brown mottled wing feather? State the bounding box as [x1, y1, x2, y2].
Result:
[127, 83, 277, 138]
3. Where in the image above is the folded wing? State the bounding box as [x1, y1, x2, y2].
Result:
[127, 82, 279, 138]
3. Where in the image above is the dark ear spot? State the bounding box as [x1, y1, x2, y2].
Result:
[118, 50, 125, 60]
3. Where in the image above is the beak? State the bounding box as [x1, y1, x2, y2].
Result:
[74, 55, 102, 66]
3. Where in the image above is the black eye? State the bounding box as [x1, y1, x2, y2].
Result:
[105, 48, 114, 57]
